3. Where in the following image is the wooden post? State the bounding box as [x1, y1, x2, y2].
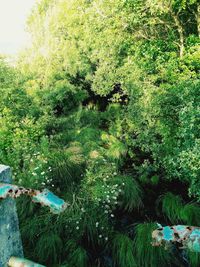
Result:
[0, 165, 23, 267]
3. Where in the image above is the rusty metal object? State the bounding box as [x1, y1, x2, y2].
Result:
[8, 256, 46, 267]
[0, 183, 67, 214]
[0, 165, 24, 267]
[32, 188, 67, 214]
[0, 165, 66, 267]
[152, 225, 200, 252]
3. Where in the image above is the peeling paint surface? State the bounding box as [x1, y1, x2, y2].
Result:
[152, 225, 200, 252]
[0, 165, 67, 266]
[0, 183, 67, 214]
[0, 165, 23, 267]
[8, 257, 46, 267]
[32, 189, 67, 214]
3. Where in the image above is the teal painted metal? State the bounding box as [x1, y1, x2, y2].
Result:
[32, 189, 67, 214]
[0, 165, 23, 267]
[187, 228, 200, 252]
[8, 257, 46, 267]
[152, 225, 200, 252]
[0, 183, 67, 214]
[0, 184, 19, 198]
[0, 164, 68, 267]
[162, 226, 174, 241]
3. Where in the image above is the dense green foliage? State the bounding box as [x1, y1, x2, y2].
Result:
[0, 0, 200, 266]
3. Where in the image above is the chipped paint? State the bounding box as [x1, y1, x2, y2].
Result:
[0, 183, 67, 214]
[0, 165, 23, 267]
[32, 189, 67, 214]
[152, 225, 200, 252]
[8, 257, 46, 267]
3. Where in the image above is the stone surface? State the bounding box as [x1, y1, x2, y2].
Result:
[0, 165, 23, 267]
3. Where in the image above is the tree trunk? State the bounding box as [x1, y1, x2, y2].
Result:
[172, 13, 184, 59]
[196, 3, 200, 38]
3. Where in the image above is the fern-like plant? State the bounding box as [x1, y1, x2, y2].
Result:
[65, 240, 88, 267]
[133, 223, 173, 267]
[158, 192, 183, 223]
[112, 233, 137, 267]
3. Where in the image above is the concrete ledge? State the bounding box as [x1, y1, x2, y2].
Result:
[0, 165, 11, 183]
[0, 165, 23, 267]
